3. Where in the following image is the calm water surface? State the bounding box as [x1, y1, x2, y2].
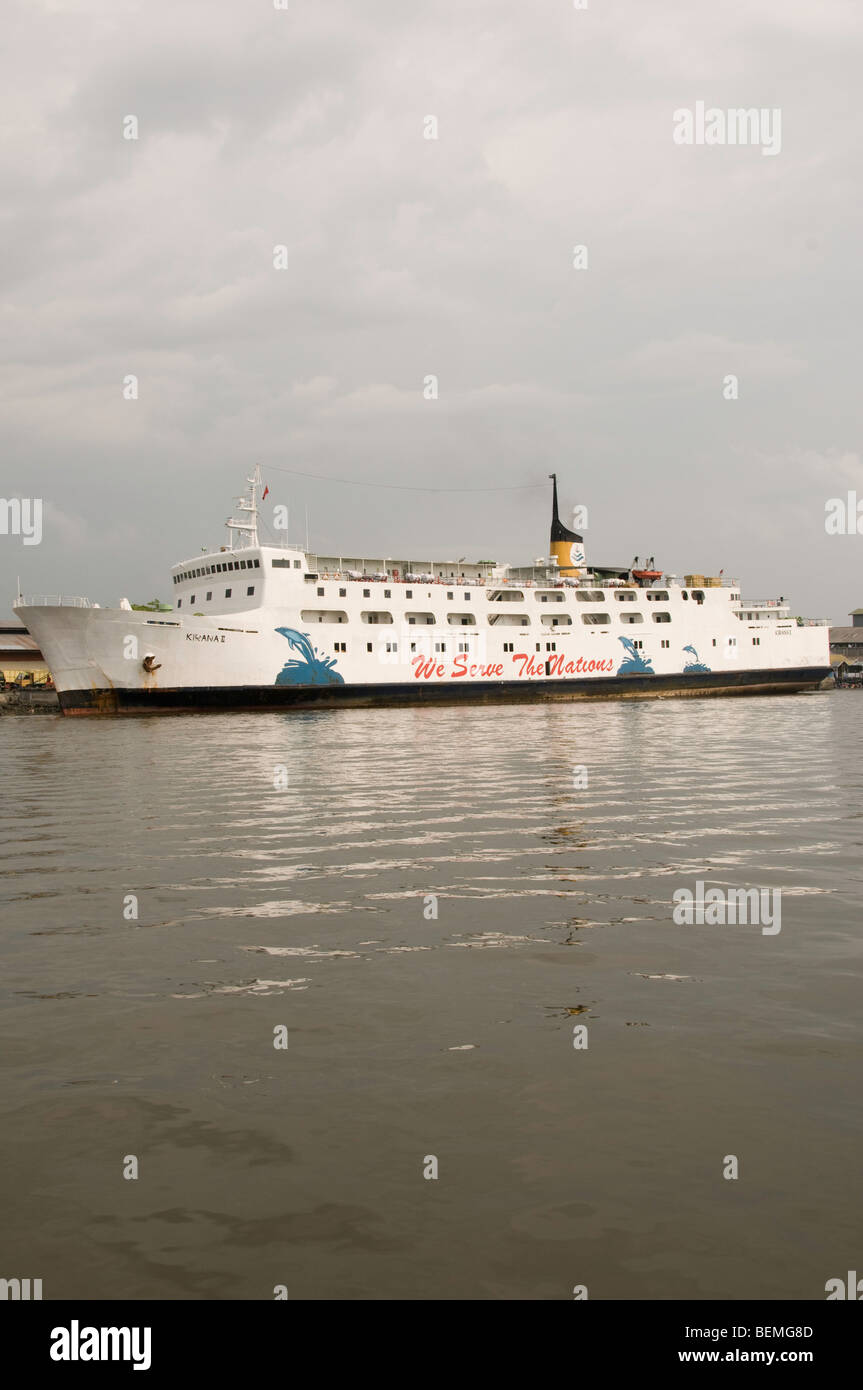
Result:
[1, 691, 861, 1299]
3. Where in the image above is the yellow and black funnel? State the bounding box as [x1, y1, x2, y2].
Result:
[549, 473, 585, 575]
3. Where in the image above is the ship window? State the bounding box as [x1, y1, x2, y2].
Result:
[177, 599, 182, 608]
[682, 591, 689, 600]
[582, 612, 611, 625]
[632, 640, 644, 649]
[645, 590, 669, 601]
[652, 611, 671, 623]
[620, 612, 644, 624]
[752, 637, 760, 645]
[301, 611, 348, 624]
[406, 589, 413, 599]
[503, 642, 514, 652]
[367, 642, 373, 652]
[435, 642, 446, 653]
[294, 560, 301, 569]
[386, 642, 397, 652]
[206, 591, 212, 601]
[692, 590, 705, 603]
[458, 642, 469, 653]
[712, 638, 717, 646]
[464, 593, 470, 600]
[317, 587, 324, 596]
[447, 614, 476, 625]
[384, 589, 391, 598]
[363, 588, 370, 597]
[225, 589, 232, 598]
[407, 612, 435, 625]
[615, 590, 636, 601]
[247, 586, 255, 596]
[542, 614, 572, 627]
[660, 639, 670, 648]
[546, 642, 556, 651]
[190, 595, 195, 603]
[339, 588, 346, 597]
[576, 590, 605, 601]
[536, 643, 541, 652]
[447, 591, 453, 599]
[361, 611, 393, 624]
[239, 560, 246, 568]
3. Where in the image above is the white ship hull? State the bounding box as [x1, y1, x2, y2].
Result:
[17, 559, 831, 716]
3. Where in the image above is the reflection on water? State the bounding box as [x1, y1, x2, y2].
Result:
[1, 692, 862, 1299]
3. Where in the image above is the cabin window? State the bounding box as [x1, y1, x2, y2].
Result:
[361, 611, 393, 625]
[682, 591, 689, 600]
[645, 590, 669, 602]
[363, 589, 370, 598]
[576, 590, 605, 602]
[386, 642, 397, 652]
[447, 614, 476, 626]
[464, 593, 470, 601]
[615, 590, 636, 601]
[367, 642, 373, 652]
[225, 589, 232, 598]
[334, 642, 347, 653]
[546, 642, 556, 652]
[632, 640, 644, 649]
[582, 612, 611, 625]
[410, 642, 417, 652]
[339, 588, 346, 597]
[406, 589, 413, 599]
[503, 642, 514, 652]
[652, 612, 671, 623]
[206, 591, 212, 601]
[660, 639, 670, 648]
[407, 612, 435, 625]
[190, 595, 195, 603]
[247, 586, 255, 596]
[317, 587, 325, 596]
[692, 590, 705, 603]
[447, 591, 453, 599]
[384, 589, 391, 598]
[752, 637, 761, 645]
[620, 612, 644, 624]
[435, 642, 446, 653]
[177, 599, 182, 608]
[458, 642, 469, 653]
[712, 638, 717, 646]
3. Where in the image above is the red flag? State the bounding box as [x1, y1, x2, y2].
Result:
[262, 485, 269, 499]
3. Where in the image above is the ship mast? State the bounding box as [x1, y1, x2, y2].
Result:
[225, 463, 261, 550]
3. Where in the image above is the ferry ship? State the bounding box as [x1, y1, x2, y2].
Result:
[14, 469, 831, 715]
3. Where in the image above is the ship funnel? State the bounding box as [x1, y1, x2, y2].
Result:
[548, 473, 585, 576]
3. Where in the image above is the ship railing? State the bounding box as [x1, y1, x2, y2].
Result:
[735, 599, 788, 608]
[13, 594, 93, 609]
[797, 617, 830, 626]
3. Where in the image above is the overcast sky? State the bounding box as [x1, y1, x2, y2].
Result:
[2, 0, 861, 620]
